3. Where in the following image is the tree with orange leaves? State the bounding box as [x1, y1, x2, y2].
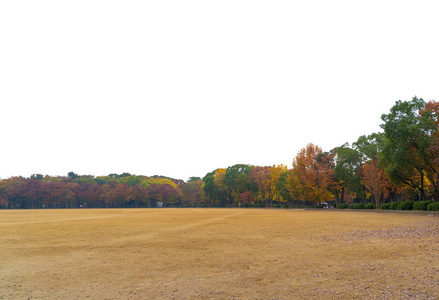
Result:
[420, 100, 439, 200]
[291, 143, 334, 204]
[361, 159, 398, 208]
[250, 166, 271, 206]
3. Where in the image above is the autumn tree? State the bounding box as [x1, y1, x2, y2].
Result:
[71, 182, 87, 207]
[181, 180, 205, 206]
[291, 144, 334, 204]
[361, 159, 398, 208]
[126, 184, 148, 207]
[419, 100, 439, 200]
[3, 177, 28, 208]
[64, 182, 78, 207]
[250, 166, 271, 206]
[0, 196, 7, 208]
[22, 179, 43, 208]
[72, 182, 103, 208]
[146, 183, 180, 207]
[202, 169, 230, 207]
[100, 183, 117, 207]
[276, 170, 292, 205]
[112, 183, 129, 207]
[240, 190, 254, 207]
[213, 168, 230, 206]
[351, 132, 399, 207]
[251, 165, 288, 206]
[41, 181, 68, 208]
[268, 164, 288, 205]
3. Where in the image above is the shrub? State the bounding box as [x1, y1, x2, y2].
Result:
[349, 203, 365, 209]
[397, 200, 414, 210]
[364, 203, 376, 209]
[390, 202, 400, 210]
[413, 201, 433, 211]
[427, 202, 439, 211]
[338, 203, 348, 209]
[282, 205, 289, 208]
[380, 203, 391, 210]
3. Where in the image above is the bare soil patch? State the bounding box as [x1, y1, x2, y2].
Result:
[0, 209, 437, 299]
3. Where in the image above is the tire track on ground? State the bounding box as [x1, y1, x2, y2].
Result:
[0, 215, 117, 225]
[110, 210, 245, 245]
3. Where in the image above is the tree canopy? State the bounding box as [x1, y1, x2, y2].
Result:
[1, 97, 439, 209]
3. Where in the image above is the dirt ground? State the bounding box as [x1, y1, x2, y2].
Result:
[0, 208, 438, 299]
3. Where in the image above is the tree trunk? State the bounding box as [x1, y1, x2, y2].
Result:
[375, 192, 381, 209]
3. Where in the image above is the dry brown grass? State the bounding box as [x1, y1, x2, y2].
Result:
[0, 208, 438, 299]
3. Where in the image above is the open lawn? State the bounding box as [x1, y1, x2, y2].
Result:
[0, 208, 438, 299]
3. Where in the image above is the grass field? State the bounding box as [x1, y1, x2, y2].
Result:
[1, 208, 438, 299]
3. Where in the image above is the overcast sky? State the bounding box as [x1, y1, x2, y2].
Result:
[1, 1, 438, 181]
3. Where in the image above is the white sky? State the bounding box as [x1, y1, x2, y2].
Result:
[1, 1, 439, 181]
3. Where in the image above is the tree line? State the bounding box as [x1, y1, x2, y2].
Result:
[1, 96, 438, 209]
